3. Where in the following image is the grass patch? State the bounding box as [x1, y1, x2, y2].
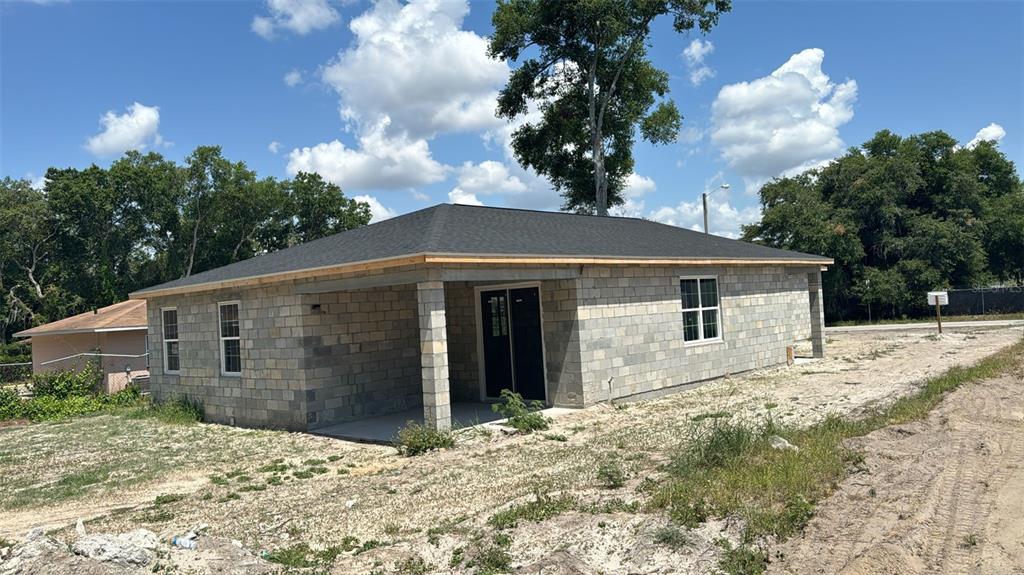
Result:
[691, 410, 731, 423]
[597, 459, 626, 489]
[153, 493, 186, 505]
[650, 337, 1024, 573]
[488, 490, 576, 529]
[395, 421, 455, 456]
[465, 533, 513, 575]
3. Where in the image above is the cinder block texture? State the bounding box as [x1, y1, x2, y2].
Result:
[146, 283, 309, 430]
[575, 265, 813, 402]
[146, 262, 819, 431]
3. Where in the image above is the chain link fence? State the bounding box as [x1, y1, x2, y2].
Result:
[0, 362, 32, 386]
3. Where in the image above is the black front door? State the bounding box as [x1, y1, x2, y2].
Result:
[479, 286, 546, 402]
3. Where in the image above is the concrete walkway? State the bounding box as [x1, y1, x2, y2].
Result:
[827, 319, 1023, 333]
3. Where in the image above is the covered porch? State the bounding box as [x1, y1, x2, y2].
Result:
[297, 266, 584, 434]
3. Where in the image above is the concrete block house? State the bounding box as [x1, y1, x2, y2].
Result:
[131, 204, 830, 435]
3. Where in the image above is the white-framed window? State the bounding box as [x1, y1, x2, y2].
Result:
[218, 301, 241, 376]
[161, 307, 180, 374]
[680, 276, 722, 343]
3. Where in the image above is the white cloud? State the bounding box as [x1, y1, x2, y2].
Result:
[26, 173, 46, 190]
[286, 118, 448, 189]
[683, 38, 716, 87]
[623, 173, 656, 198]
[410, 190, 430, 202]
[320, 0, 508, 139]
[84, 102, 163, 157]
[711, 48, 857, 193]
[268, 141, 282, 154]
[448, 189, 484, 206]
[966, 122, 1006, 149]
[353, 195, 396, 222]
[648, 193, 761, 239]
[283, 69, 303, 87]
[353, 194, 396, 222]
[455, 160, 528, 195]
[607, 174, 656, 218]
[252, 0, 340, 39]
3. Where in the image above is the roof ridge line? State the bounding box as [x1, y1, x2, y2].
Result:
[422, 204, 450, 251]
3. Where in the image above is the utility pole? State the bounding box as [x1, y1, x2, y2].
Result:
[702, 183, 731, 234]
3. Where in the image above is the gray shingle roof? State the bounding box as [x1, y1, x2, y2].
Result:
[134, 203, 830, 295]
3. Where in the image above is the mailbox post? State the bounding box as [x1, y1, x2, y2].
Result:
[927, 291, 949, 334]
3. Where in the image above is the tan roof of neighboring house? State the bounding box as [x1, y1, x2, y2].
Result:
[14, 300, 148, 338]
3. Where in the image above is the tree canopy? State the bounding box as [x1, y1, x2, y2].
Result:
[742, 129, 1024, 321]
[0, 147, 370, 343]
[489, 0, 730, 215]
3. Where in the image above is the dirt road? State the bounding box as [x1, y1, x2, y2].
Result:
[770, 366, 1024, 574]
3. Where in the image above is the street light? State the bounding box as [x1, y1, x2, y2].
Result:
[702, 183, 731, 234]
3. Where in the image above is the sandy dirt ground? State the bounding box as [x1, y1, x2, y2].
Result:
[769, 360, 1024, 575]
[0, 326, 1021, 574]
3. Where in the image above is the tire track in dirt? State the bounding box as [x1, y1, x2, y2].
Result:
[769, 370, 1024, 575]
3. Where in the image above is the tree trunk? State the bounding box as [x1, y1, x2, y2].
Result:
[184, 218, 200, 278]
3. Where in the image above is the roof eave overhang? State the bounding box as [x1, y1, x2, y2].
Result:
[130, 252, 833, 299]
[14, 325, 148, 338]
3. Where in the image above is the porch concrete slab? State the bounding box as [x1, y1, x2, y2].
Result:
[313, 402, 576, 444]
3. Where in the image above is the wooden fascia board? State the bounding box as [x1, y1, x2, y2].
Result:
[131, 252, 832, 299]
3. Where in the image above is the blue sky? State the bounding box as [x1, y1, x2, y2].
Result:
[2, 0, 1022, 237]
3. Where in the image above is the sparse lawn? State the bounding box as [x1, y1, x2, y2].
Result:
[0, 329, 1020, 574]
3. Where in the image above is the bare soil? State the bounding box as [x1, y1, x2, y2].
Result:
[769, 359, 1024, 574]
[0, 327, 1020, 574]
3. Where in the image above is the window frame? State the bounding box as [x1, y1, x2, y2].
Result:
[679, 275, 723, 345]
[218, 301, 242, 377]
[161, 307, 180, 375]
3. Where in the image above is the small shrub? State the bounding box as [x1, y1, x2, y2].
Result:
[492, 389, 550, 433]
[30, 364, 101, 399]
[395, 421, 455, 456]
[653, 525, 690, 550]
[23, 394, 106, 421]
[292, 470, 314, 479]
[0, 386, 25, 420]
[542, 433, 567, 442]
[597, 459, 626, 489]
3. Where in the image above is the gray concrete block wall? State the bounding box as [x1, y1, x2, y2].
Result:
[443, 282, 481, 402]
[540, 278, 584, 407]
[440, 277, 583, 407]
[301, 284, 421, 428]
[146, 284, 308, 430]
[575, 265, 812, 403]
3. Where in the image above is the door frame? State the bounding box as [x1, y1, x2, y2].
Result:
[473, 281, 549, 404]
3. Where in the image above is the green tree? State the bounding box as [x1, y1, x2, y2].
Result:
[744, 129, 1024, 321]
[489, 0, 730, 215]
[286, 172, 372, 244]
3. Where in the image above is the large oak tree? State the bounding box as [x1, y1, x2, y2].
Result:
[489, 0, 730, 215]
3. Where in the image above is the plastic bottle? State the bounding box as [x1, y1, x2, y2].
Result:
[172, 536, 197, 550]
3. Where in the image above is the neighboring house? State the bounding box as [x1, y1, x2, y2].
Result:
[14, 299, 149, 393]
[131, 204, 831, 432]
